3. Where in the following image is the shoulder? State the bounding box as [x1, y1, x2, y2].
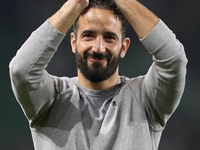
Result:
[51, 76, 79, 93]
[118, 75, 146, 95]
[119, 75, 145, 85]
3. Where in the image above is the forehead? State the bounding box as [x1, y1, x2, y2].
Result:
[77, 8, 122, 36]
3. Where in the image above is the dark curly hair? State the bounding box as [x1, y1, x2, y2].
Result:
[73, 0, 129, 40]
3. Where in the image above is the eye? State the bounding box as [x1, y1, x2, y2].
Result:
[83, 34, 92, 37]
[82, 34, 95, 41]
[105, 36, 114, 39]
[104, 35, 116, 43]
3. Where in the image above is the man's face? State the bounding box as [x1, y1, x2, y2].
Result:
[71, 8, 127, 82]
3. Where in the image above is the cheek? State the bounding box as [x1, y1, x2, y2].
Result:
[77, 41, 92, 51]
[76, 43, 90, 57]
[110, 45, 122, 56]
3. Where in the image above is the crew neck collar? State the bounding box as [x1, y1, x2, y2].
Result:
[74, 77, 123, 97]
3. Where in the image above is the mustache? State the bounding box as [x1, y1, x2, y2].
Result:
[83, 52, 111, 60]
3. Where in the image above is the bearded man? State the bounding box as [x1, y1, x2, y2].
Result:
[9, 0, 187, 149]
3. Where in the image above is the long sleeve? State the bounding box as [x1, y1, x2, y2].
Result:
[9, 21, 65, 126]
[140, 19, 188, 129]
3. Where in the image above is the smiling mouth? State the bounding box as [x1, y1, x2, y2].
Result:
[84, 52, 110, 64]
[88, 57, 107, 63]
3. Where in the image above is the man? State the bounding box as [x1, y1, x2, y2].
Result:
[9, 0, 187, 149]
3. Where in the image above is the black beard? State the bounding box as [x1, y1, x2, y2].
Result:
[75, 50, 121, 83]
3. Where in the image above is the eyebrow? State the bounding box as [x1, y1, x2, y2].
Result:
[81, 30, 119, 40]
[81, 30, 95, 37]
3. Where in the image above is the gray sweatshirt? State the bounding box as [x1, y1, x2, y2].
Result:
[9, 19, 187, 150]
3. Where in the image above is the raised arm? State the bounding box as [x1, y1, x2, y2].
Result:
[114, 0, 187, 128]
[114, 0, 159, 39]
[9, 0, 88, 126]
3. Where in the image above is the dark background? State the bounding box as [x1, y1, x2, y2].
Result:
[1, 0, 199, 149]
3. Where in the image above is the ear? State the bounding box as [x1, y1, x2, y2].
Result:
[71, 32, 76, 54]
[120, 37, 130, 58]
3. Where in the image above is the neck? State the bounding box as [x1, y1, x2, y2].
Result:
[77, 67, 119, 90]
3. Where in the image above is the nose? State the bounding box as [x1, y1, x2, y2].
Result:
[92, 36, 105, 54]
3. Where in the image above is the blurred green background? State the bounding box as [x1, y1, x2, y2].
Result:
[1, 0, 199, 149]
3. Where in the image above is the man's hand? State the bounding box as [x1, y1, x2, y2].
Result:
[48, 0, 89, 34]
